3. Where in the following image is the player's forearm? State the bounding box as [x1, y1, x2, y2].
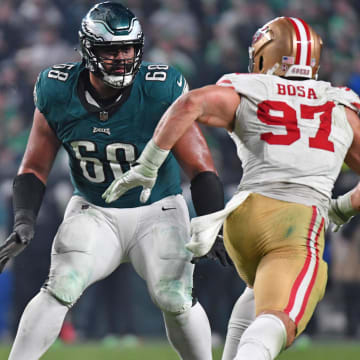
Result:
[330, 183, 360, 227]
[13, 173, 46, 227]
[18, 167, 49, 185]
[0, 173, 44, 270]
[154, 94, 203, 150]
[350, 182, 360, 212]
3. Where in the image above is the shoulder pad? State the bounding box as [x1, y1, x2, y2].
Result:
[34, 62, 82, 115]
[217, 73, 268, 100]
[329, 86, 360, 115]
[138, 62, 188, 102]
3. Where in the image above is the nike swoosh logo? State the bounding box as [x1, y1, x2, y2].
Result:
[177, 76, 183, 87]
[162, 206, 176, 211]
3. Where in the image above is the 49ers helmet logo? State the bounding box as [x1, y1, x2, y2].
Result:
[252, 26, 269, 45]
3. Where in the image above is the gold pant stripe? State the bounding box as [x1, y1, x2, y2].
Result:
[284, 206, 324, 325]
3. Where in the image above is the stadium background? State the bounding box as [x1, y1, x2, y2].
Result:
[0, 0, 360, 358]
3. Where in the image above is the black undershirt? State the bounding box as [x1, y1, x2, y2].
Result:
[82, 71, 122, 108]
[77, 69, 133, 118]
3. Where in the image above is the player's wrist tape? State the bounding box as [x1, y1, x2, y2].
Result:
[190, 171, 224, 216]
[332, 190, 359, 222]
[13, 173, 46, 227]
[137, 139, 170, 176]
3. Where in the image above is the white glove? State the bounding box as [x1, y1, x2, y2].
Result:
[328, 191, 357, 232]
[102, 164, 155, 203]
[102, 139, 169, 204]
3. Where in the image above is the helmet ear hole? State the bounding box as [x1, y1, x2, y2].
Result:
[259, 56, 264, 71]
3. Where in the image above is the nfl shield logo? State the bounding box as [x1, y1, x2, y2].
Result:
[99, 111, 108, 121]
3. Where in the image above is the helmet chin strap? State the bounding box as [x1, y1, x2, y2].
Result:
[266, 63, 280, 75]
[96, 59, 136, 89]
[102, 73, 134, 89]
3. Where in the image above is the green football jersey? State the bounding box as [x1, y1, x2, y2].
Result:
[34, 62, 188, 208]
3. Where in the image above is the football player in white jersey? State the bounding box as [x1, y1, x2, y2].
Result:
[102, 16, 360, 359]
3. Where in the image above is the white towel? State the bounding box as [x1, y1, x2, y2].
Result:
[187, 191, 251, 257]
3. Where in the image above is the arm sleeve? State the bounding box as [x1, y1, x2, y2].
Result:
[190, 171, 224, 216]
[13, 173, 46, 227]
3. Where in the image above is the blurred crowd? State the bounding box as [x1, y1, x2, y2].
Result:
[1, 0, 360, 346]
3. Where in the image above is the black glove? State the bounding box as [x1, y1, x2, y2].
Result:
[191, 233, 233, 267]
[0, 173, 45, 273]
[0, 173, 46, 274]
[0, 223, 34, 273]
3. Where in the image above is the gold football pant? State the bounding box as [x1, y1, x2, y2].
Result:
[223, 193, 327, 336]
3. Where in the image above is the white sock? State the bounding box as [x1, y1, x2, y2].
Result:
[222, 287, 255, 360]
[234, 314, 287, 360]
[9, 290, 69, 360]
[163, 302, 212, 360]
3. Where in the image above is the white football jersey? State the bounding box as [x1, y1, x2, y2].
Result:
[217, 73, 360, 200]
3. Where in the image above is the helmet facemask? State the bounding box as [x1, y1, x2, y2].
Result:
[80, 38, 143, 88]
[79, 2, 144, 89]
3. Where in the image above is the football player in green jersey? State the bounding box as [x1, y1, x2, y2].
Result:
[0, 2, 228, 359]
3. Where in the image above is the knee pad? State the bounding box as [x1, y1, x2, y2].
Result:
[43, 264, 88, 307]
[152, 279, 193, 314]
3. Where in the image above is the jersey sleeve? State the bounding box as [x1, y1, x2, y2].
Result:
[32, 63, 80, 133]
[33, 68, 63, 133]
[141, 62, 188, 105]
[216, 73, 268, 101]
[33, 70, 48, 114]
[33, 68, 61, 134]
[166, 66, 189, 103]
[327, 86, 360, 115]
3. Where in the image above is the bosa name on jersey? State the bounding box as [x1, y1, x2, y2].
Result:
[276, 83, 317, 99]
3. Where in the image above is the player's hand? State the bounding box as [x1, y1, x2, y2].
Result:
[328, 198, 353, 232]
[0, 224, 33, 273]
[102, 163, 157, 204]
[191, 233, 233, 267]
[102, 139, 169, 204]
